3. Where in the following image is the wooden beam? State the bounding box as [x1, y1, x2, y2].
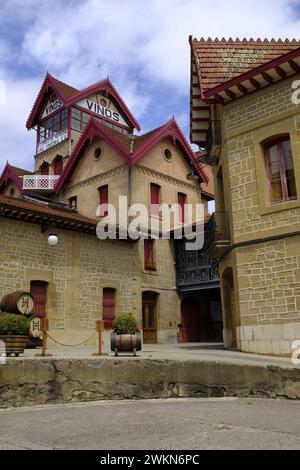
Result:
[275, 65, 287, 78]
[249, 77, 261, 90]
[237, 83, 248, 95]
[288, 60, 300, 73]
[262, 72, 273, 84]
[225, 89, 236, 99]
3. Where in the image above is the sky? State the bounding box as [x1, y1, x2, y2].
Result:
[0, 0, 300, 173]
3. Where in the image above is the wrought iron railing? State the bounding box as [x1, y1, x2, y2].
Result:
[23, 175, 59, 191]
[206, 212, 230, 248]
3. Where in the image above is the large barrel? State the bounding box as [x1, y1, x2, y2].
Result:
[0, 291, 34, 315]
[111, 332, 142, 353]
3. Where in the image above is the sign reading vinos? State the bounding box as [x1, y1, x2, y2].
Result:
[77, 99, 128, 127]
[42, 98, 63, 118]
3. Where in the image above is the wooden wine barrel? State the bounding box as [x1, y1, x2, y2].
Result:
[0, 291, 34, 315]
[111, 332, 142, 355]
[0, 336, 28, 357]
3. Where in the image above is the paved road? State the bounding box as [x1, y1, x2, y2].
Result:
[0, 398, 299, 450]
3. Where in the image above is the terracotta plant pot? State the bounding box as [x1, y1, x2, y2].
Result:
[0, 335, 28, 357]
[111, 332, 142, 356]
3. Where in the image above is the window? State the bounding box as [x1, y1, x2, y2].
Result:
[103, 288, 116, 329]
[150, 183, 160, 216]
[53, 155, 63, 175]
[98, 185, 108, 217]
[94, 147, 103, 160]
[265, 137, 297, 203]
[71, 107, 91, 132]
[178, 192, 186, 224]
[163, 148, 172, 161]
[40, 162, 49, 175]
[144, 239, 156, 271]
[69, 196, 77, 210]
[38, 108, 67, 143]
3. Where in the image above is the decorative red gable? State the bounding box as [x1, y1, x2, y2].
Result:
[54, 117, 208, 193]
[26, 73, 141, 132]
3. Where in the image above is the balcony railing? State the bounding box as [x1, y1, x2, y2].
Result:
[23, 175, 59, 191]
[206, 212, 230, 258]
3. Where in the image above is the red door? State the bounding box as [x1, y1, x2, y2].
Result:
[30, 281, 48, 318]
[181, 298, 202, 342]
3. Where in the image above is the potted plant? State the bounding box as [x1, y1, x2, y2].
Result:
[0, 314, 30, 357]
[111, 313, 142, 356]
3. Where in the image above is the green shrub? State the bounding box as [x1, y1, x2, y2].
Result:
[114, 313, 137, 335]
[0, 314, 30, 335]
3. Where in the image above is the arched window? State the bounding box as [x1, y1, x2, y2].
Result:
[102, 288, 116, 329]
[40, 162, 49, 176]
[264, 137, 297, 203]
[53, 155, 63, 175]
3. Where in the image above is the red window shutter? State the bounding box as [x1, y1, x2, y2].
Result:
[54, 157, 63, 175]
[178, 193, 186, 224]
[144, 239, 156, 271]
[99, 185, 108, 217]
[41, 163, 49, 175]
[30, 281, 48, 319]
[103, 288, 116, 329]
[150, 184, 160, 216]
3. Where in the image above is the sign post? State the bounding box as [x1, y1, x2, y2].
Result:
[92, 320, 108, 356]
[35, 318, 52, 357]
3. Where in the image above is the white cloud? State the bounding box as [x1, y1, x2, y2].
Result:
[0, 0, 300, 172]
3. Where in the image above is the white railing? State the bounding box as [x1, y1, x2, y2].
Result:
[23, 175, 59, 191]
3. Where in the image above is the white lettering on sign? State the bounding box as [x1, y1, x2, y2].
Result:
[42, 98, 63, 118]
[37, 129, 68, 154]
[77, 99, 128, 127]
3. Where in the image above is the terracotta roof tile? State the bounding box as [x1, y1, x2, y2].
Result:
[191, 37, 300, 93]
[9, 165, 33, 177]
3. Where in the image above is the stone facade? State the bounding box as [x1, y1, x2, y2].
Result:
[216, 76, 300, 356]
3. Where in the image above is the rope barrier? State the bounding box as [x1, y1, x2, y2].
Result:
[45, 331, 97, 347]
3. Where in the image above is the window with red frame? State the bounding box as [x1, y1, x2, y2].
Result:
[69, 196, 77, 210]
[38, 108, 68, 144]
[98, 185, 108, 217]
[102, 288, 116, 329]
[144, 239, 156, 271]
[53, 156, 63, 175]
[40, 162, 49, 175]
[265, 137, 297, 203]
[150, 183, 160, 216]
[178, 192, 186, 224]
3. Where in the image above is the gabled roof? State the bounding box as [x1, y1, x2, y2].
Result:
[0, 163, 29, 193]
[189, 36, 300, 145]
[26, 73, 141, 131]
[54, 117, 208, 193]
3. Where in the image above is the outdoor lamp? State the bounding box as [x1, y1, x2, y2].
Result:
[187, 168, 199, 181]
[48, 232, 59, 246]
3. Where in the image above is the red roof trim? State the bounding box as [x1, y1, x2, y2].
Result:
[65, 78, 141, 131]
[131, 118, 208, 184]
[54, 118, 208, 193]
[54, 118, 132, 193]
[27, 73, 141, 132]
[26, 73, 68, 130]
[0, 163, 24, 194]
[203, 47, 300, 99]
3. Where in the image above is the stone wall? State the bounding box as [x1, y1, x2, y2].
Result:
[0, 358, 299, 408]
[217, 75, 300, 355]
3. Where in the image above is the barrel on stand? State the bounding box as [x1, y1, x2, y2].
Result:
[0, 291, 34, 316]
[111, 332, 142, 356]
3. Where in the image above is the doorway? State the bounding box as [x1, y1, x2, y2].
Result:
[221, 268, 237, 349]
[30, 281, 48, 318]
[142, 292, 158, 344]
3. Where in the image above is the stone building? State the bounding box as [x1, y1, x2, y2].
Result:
[0, 73, 216, 346]
[190, 37, 300, 355]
